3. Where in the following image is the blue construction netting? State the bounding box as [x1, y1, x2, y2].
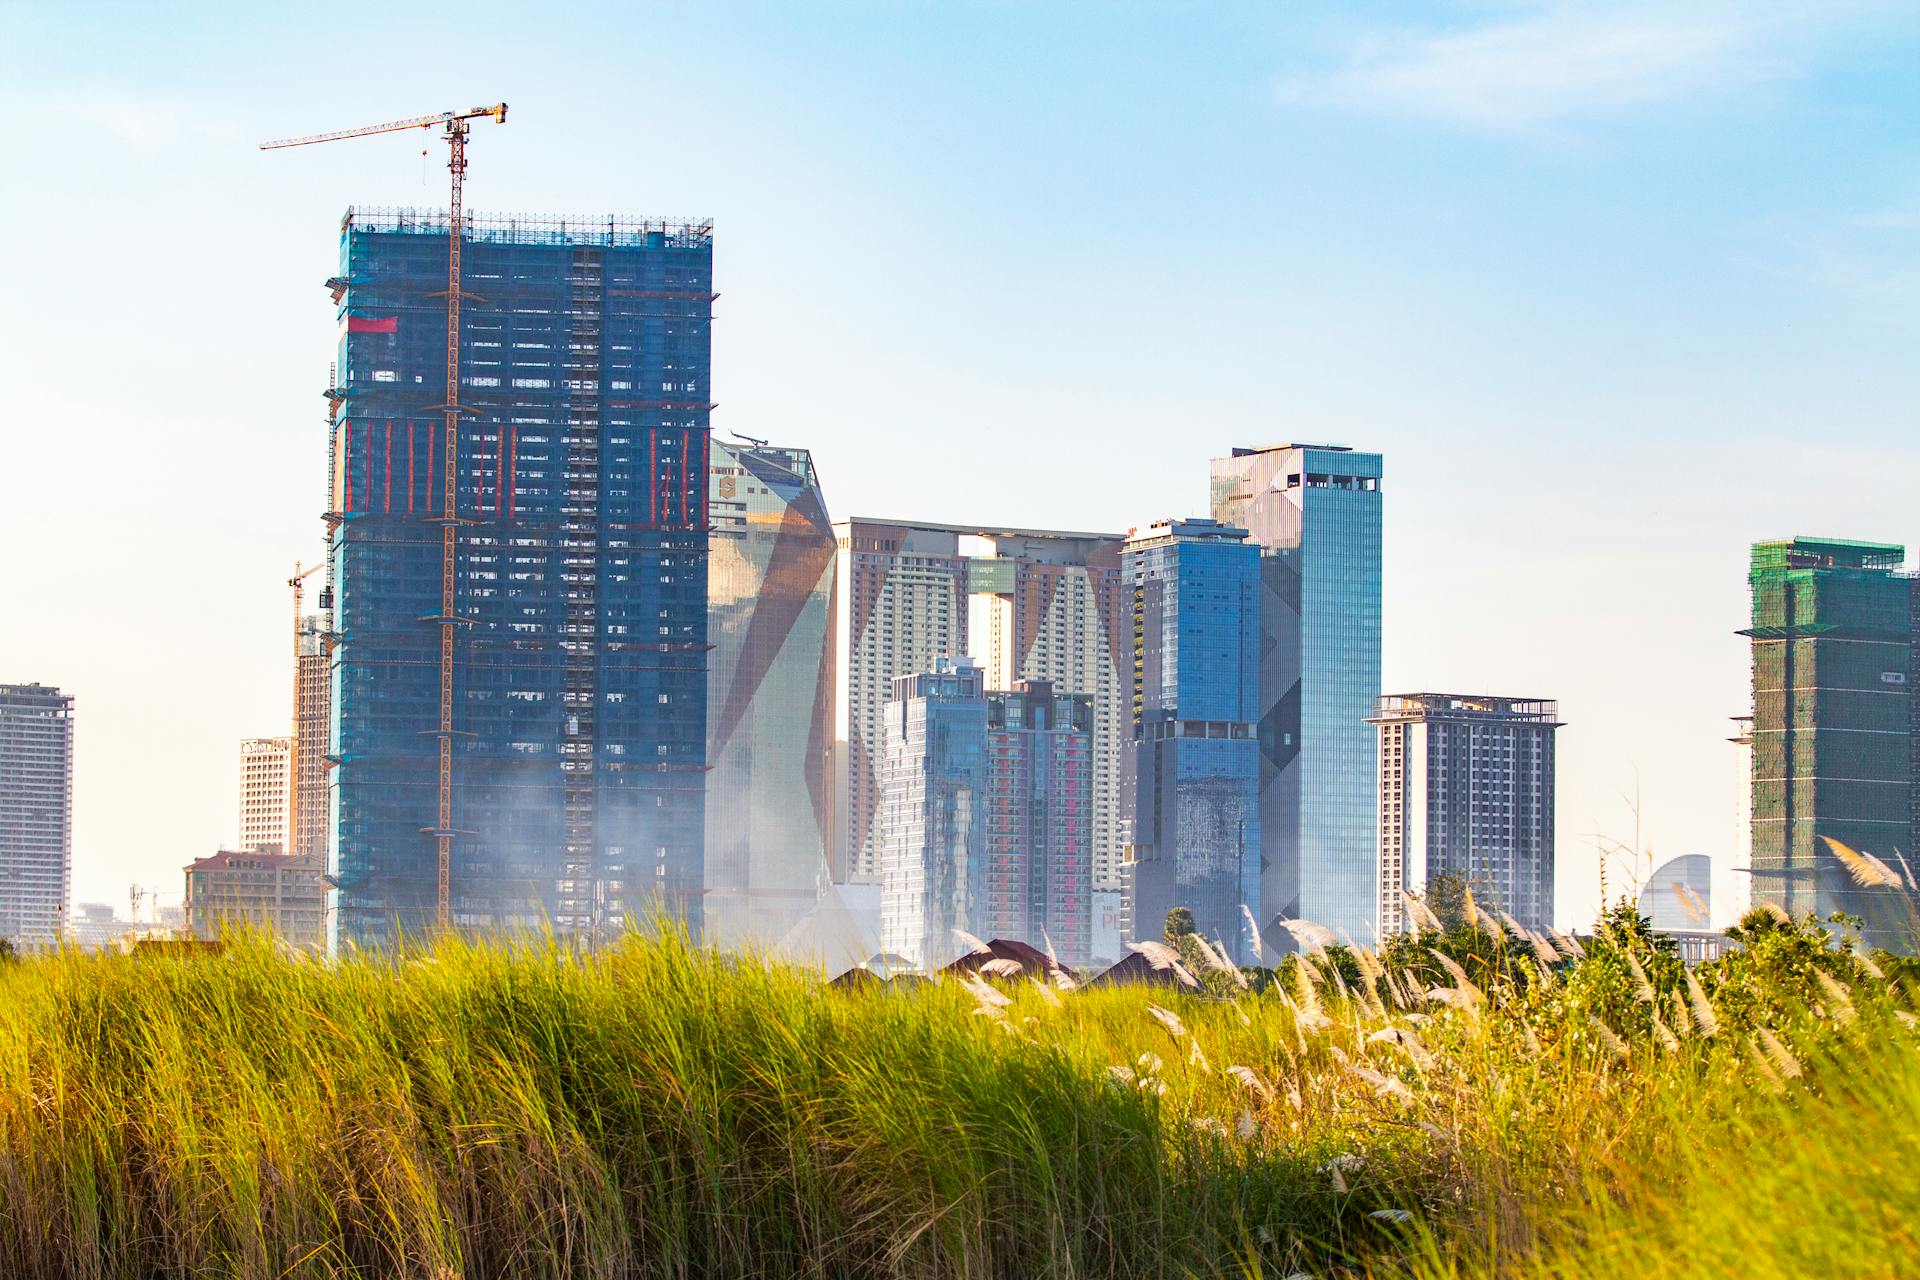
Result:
[327, 210, 714, 946]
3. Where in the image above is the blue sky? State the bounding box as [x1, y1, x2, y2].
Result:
[3, 1, 1917, 924]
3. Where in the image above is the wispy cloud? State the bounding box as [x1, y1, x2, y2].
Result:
[1774, 190, 1920, 305]
[1277, 3, 1870, 131]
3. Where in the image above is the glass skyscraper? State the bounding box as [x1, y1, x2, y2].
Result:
[1210, 444, 1383, 945]
[328, 209, 713, 944]
[1121, 519, 1262, 963]
[705, 439, 835, 947]
[878, 658, 988, 968]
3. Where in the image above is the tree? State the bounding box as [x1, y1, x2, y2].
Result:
[1701, 908, 1878, 1034]
[1420, 871, 1470, 932]
[1163, 907, 1197, 947]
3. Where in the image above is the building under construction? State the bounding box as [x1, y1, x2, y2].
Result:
[327, 208, 714, 945]
[1743, 537, 1919, 951]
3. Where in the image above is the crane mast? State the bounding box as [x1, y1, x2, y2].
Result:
[286, 560, 323, 852]
[263, 103, 507, 932]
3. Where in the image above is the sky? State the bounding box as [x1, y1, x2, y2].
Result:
[2, 1, 1917, 927]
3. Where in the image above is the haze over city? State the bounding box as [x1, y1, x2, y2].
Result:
[4, 1, 1920, 927]
[9, 6, 1920, 1278]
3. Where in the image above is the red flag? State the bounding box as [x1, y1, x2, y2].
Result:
[347, 315, 398, 334]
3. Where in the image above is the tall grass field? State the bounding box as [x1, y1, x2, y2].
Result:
[1, 904, 1914, 1278]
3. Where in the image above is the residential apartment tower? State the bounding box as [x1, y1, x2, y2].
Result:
[239, 736, 292, 854]
[1370, 693, 1560, 934]
[878, 658, 988, 968]
[832, 520, 1124, 888]
[0, 684, 73, 946]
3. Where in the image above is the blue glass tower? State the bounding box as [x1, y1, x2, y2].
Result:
[1121, 519, 1262, 963]
[878, 658, 989, 968]
[327, 209, 713, 945]
[1210, 445, 1383, 945]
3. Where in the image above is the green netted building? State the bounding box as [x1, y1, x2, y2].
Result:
[1743, 537, 1918, 951]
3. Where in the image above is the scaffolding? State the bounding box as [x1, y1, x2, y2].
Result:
[327, 210, 714, 945]
[1741, 537, 1917, 949]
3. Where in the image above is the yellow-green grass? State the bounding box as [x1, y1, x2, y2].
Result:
[0, 917, 1911, 1279]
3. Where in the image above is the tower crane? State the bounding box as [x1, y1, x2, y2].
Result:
[286, 560, 324, 852]
[262, 103, 509, 930]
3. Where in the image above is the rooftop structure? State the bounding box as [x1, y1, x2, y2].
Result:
[1639, 853, 1713, 934]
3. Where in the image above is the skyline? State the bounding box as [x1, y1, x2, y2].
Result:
[4, 2, 1919, 926]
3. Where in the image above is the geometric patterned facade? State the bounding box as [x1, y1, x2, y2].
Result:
[705, 439, 835, 947]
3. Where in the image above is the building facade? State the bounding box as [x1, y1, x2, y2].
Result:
[1743, 537, 1917, 949]
[239, 736, 292, 854]
[328, 210, 714, 944]
[1209, 444, 1383, 945]
[705, 439, 835, 947]
[832, 520, 1124, 887]
[984, 681, 1095, 967]
[0, 684, 73, 946]
[184, 849, 326, 950]
[1370, 694, 1560, 935]
[878, 658, 987, 968]
[292, 613, 330, 860]
[967, 534, 1127, 895]
[1122, 519, 1263, 963]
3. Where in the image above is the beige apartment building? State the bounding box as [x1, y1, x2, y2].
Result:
[238, 736, 291, 854]
[183, 848, 325, 949]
